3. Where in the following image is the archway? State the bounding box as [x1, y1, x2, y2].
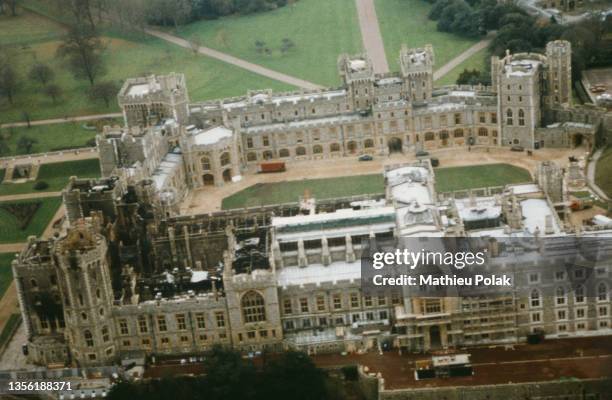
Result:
[263, 150, 273, 160]
[573, 133, 583, 148]
[222, 169, 232, 183]
[388, 137, 402, 153]
[429, 325, 442, 349]
[203, 174, 215, 186]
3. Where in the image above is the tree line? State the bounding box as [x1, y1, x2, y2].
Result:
[107, 347, 331, 400]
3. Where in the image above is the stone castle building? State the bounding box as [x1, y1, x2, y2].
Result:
[10, 41, 612, 368]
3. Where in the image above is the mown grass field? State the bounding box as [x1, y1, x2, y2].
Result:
[0, 159, 100, 196]
[595, 146, 612, 198]
[375, 0, 478, 71]
[0, 196, 62, 243]
[0, 8, 294, 123]
[0, 253, 14, 300]
[222, 163, 531, 209]
[436, 47, 490, 86]
[0, 314, 21, 349]
[175, 0, 362, 86]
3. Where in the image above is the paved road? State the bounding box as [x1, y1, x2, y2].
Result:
[355, 0, 389, 74]
[0, 244, 25, 253]
[0, 113, 122, 129]
[145, 29, 323, 91]
[0, 192, 62, 202]
[433, 38, 491, 81]
[587, 148, 610, 201]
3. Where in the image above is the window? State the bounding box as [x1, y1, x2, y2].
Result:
[220, 152, 231, 166]
[176, 314, 187, 330]
[479, 112, 486, 123]
[279, 148, 290, 157]
[506, 109, 513, 126]
[454, 113, 461, 124]
[555, 271, 565, 281]
[528, 273, 540, 284]
[138, 316, 148, 333]
[216, 312, 225, 328]
[425, 132, 435, 141]
[84, 330, 94, 347]
[122, 339, 131, 347]
[378, 295, 386, 306]
[518, 109, 525, 126]
[195, 313, 206, 329]
[556, 287, 566, 305]
[575, 268, 585, 279]
[557, 310, 566, 320]
[478, 128, 488, 137]
[575, 285, 585, 303]
[599, 306, 608, 316]
[350, 293, 359, 308]
[161, 337, 170, 345]
[260, 330, 268, 338]
[531, 312, 541, 322]
[333, 294, 342, 310]
[366, 312, 374, 321]
[491, 113, 497, 123]
[313, 144, 323, 154]
[119, 319, 129, 335]
[247, 152, 257, 162]
[102, 326, 110, 343]
[300, 298, 309, 313]
[201, 157, 211, 170]
[439, 130, 449, 140]
[380, 310, 388, 320]
[352, 314, 360, 323]
[247, 137, 253, 148]
[285, 321, 295, 330]
[453, 129, 463, 138]
[157, 316, 167, 332]
[242, 291, 266, 323]
[530, 289, 540, 308]
[598, 283, 608, 301]
[283, 299, 293, 314]
[364, 295, 373, 307]
[576, 308, 585, 319]
[296, 146, 306, 156]
[330, 143, 341, 152]
[364, 139, 374, 148]
[316, 296, 326, 311]
[247, 331, 256, 339]
[263, 136, 270, 146]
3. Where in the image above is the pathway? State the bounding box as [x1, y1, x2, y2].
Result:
[0, 192, 62, 202]
[0, 113, 122, 129]
[433, 38, 491, 81]
[145, 29, 324, 91]
[0, 149, 98, 169]
[587, 148, 610, 201]
[355, 0, 389, 73]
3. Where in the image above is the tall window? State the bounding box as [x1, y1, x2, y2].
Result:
[242, 291, 266, 323]
[201, 157, 211, 170]
[575, 285, 585, 303]
[138, 316, 148, 333]
[157, 316, 167, 332]
[598, 283, 608, 301]
[102, 326, 110, 343]
[220, 152, 231, 166]
[196, 313, 206, 329]
[506, 109, 513, 126]
[518, 109, 525, 126]
[176, 314, 187, 330]
[556, 287, 566, 305]
[84, 330, 94, 347]
[530, 289, 540, 308]
[119, 319, 129, 335]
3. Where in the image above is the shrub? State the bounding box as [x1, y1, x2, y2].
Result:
[33, 181, 49, 191]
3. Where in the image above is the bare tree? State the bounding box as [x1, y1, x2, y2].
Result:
[0, 63, 18, 104]
[89, 80, 118, 107]
[57, 23, 106, 85]
[44, 84, 63, 104]
[28, 63, 55, 86]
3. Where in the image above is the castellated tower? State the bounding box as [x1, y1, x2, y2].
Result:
[545, 40, 572, 107]
[399, 44, 434, 102]
[117, 73, 190, 126]
[536, 160, 564, 203]
[54, 219, 117, 367]
[338, 53, 375, 112]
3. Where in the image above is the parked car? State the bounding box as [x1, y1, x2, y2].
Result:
[510, 145, 524, 152]
[416, 150, 430, 157]
[358, 154, 373, 161]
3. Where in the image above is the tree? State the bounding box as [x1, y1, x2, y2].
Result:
[280, 37, 295, 54]
[89, 81, 118, 107]
[16, 136, 37, 154]
[255, 39, 266, 54]
[28, 63, 55, 86]
[44, 84, 63, 104]
[0, 135, 9, 156]
[0, 63, 18, 104]
[57, 23, 106, 85]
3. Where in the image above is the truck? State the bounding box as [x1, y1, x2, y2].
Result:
[257, 162, 286, 173]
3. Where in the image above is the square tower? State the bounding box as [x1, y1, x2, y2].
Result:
[545, 40, 572, 106]
[338, 53, 375, 112]
[399, 44, 434, 102]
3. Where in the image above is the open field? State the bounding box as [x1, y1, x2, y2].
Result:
[595, 146, 612, 198]
[436, 47, 489, 86]
[435, 163, 531, 192]
[0, 314, 21, 351]
[0, 196, 62, 243]
[0, 159, 100, 196]
[175, 0, 362, 86]
[375, 0, 478, 71]
[0, 253, 14, 301]
[221, 163, 531, 209]
[0, 7, 63, 46]
[0, 9, 294, 123]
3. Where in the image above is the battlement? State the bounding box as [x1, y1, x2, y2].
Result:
[399, 44, 434, 75]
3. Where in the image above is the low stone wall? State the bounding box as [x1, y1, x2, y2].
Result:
[0, 147, 97, 164]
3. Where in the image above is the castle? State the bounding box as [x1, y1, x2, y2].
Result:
[10, 41, 612, 368]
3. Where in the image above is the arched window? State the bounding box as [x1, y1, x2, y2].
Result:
[279, 148, 290, 158]
[478, 128, 488, 137]
[518, 109, 525, 126]
[330, 143, 341, 152]
[263, 150, 273, 160]
[296, 146, 306, 156]
[201, 157, 211, 171]
[364, 139, 374, 148]
[425, 132, 435, 141]
[220, 152, 231, 166]
[246, 152, 257, 162]
[84, 330, 94, 347]
[453, 129, 464, 138]
[530, 289, 540, 308]
[506, 109, 513, 126]
[598, 283, 608, 301]
[575, 285, 585, 303]
[556, 286, 565, 305]
[313, 144, 323, 154]
[241, 291, 266, 323]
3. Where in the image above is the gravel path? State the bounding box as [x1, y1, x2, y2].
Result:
[433, 38, 491, 81]
[355, 0, 389, 73]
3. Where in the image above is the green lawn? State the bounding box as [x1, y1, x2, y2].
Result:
[0, 159, 100, 196]
[376, 0, 478, 72]
[175, 0, 362, 86]
[595, 146, 612, 198]
[222, 174, 384, 209]
[0, 253, 14, 300]
[436, 47, 490, 86]
[0, 196, 62, 243]
[0, 122, 104, 156]
[435, 163, 531, 192]
[0, 314, 21, 349]
[0, 10, 294, 123]
[0, 8, 64, 46]
[222, 163, 531, 209]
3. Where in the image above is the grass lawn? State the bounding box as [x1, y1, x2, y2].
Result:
[0, 159, 100, 196]
[595, 146, 612, 198]
[0, 196, 62, 243]
[174, 0, 362, 86]
[435, 163, 531, 192]
[222, 163, 531, 209]
[0, 253, 14, 300]
[0, 122, 104, 156]
[222, 174, 384, 209]
[0, 8, 63, 46]
[0, 10, 294, 123]
[436, 47, 490, 86]
[376, 0, 479, 71]
[0, 314, 21, 349]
